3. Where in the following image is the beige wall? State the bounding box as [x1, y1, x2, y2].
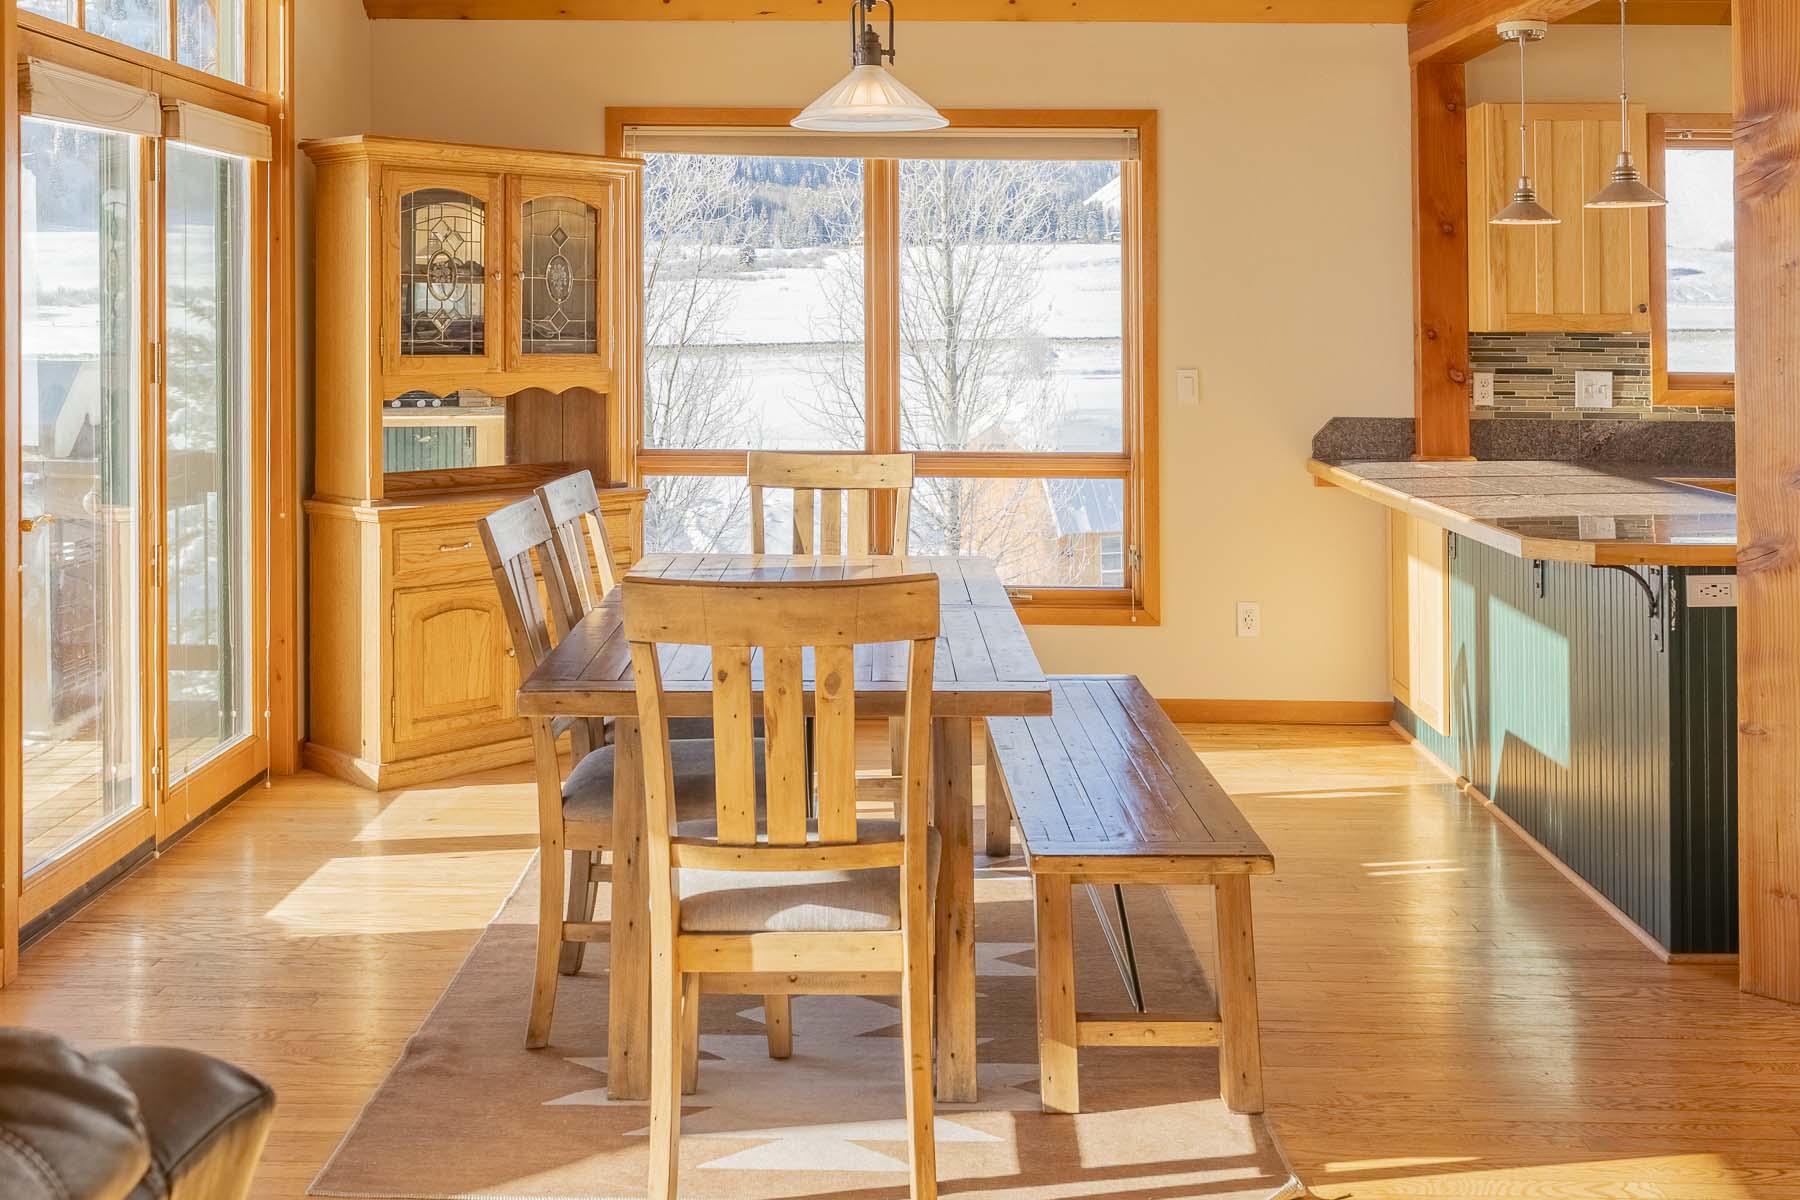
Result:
[293, 0, 372, 730]
[287, 17, 1724, 705]
[1467, 24, 1731, 112]
[357, 19, 1415, 704]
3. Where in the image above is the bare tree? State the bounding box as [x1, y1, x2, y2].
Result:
[640, 154, 757, 553]
[807, 158, 1082, 580]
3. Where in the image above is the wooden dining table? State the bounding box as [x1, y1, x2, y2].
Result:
[515, 551, 1052, 1103]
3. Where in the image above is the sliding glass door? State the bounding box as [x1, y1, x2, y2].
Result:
[18, 117, 151, 881]
[162, 144, 255, 820]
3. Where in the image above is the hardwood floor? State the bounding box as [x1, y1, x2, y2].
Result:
[2, 723, 1796, 1198]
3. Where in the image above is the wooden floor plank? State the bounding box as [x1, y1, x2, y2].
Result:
[2, 722, 1798, 1198]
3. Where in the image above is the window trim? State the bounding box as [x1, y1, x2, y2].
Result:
[606, 106, 1160, 626]
[1649, 111, 1735, 409]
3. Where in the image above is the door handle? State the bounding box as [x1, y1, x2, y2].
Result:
[19, 514, 54, 533]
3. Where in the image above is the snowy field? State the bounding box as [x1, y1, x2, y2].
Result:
[648, 241, 1125, 452]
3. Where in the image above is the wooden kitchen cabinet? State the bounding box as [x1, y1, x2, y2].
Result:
[300, 134, 646, 789]
[1467, 102, 1651, 333]
[1390, 511, 1451, 736]
[303, 487, 646, 789]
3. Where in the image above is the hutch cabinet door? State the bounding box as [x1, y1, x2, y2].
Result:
[389, 584, 521, 754]
[1468, 103, 1651, 334]
[506, 176, 620, 385]
[379, 169, 510, 384]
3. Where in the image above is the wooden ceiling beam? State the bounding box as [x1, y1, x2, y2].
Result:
[363, 0, 1728, 19]
[1409, 0, 1600, 64]
[363, 0, 1417, 20]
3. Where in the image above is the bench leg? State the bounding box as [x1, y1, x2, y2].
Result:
[984, 740, 1012, 859]
[1034, 873, 1079, 1114]
[1213, 875, 1265, 1114]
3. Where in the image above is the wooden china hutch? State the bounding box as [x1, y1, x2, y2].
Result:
[300, 136, 644, 788]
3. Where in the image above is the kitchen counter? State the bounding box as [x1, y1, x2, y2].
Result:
[1308, 457, 1737, 568]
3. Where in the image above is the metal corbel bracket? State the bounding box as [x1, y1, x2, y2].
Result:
[1592, 564, 1667, 650]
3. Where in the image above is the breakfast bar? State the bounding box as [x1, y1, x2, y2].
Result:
[1312, 455, 1739, 958]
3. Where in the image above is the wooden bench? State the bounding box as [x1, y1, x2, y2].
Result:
[984, 675, 1276, 1116]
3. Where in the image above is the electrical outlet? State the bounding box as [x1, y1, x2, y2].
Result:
[1575, 370, 1615, 409]
[1474, 371, 1496, 407]
[1686, 575, 1738, 608]
[1236, 601, 1261, 638]
[1176, 368, 1201, 407]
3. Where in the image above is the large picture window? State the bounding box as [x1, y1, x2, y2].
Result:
[614, 111, 1157, 623]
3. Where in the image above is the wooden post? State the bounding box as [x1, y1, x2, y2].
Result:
[1411, 61, 1473, 462]
[2, 0, 22, 988]
[1734, 0, 1800, 1004]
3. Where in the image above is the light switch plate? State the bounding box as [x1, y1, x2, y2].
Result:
[1575, 370, 1614, 409]
[1176, 368, 1200, 407]
[1474, 371, 1496, 407]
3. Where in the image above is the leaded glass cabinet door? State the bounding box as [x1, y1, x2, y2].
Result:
[379, 170, 507, 384]
[506, 177, 617, 382]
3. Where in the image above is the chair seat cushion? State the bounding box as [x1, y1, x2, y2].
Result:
[562, 739, 763, 831]
[93, 1046, 275, 1200]
[675, 822, 940, 934]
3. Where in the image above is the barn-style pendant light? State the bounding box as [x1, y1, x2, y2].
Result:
[793, 0, 947, 133]
[1587, 0, 1666, 208]
[1492, 20, 1559, 226]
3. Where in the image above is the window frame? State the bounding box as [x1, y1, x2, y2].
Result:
[20, 0, 264, 92]
[607, 107, 1160, 626]
[7, 1, 293, 936]
[1649, 112, 1735, 409]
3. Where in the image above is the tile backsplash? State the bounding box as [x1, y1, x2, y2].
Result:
[1468, 332, 1733, 422]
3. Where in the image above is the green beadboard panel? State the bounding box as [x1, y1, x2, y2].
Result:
[1397, 540, 1739, 954]
[1401, 537, 1675, 947]
[1667, 567, 1738, 954]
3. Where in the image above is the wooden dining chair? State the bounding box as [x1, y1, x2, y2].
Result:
[478, 496, 785, 1052]
[747, 451, 915, 555]
[623, 572, 941, 1200]
[535, 469, 621, 627]
[748, 451, 919, 798]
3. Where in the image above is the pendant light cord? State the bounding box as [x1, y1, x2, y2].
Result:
[1518, 32, 1530, 177]
[1618, 0, 1630, 156]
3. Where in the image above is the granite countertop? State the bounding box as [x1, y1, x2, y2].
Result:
[1308, 458, 1737, 567]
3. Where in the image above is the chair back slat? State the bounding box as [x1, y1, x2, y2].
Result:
[747, 452, 915, 556]
[709, 644, 759, 845]
[762, 646, 809, 846]
[536, 470, 619, 637]
[479, 496, 564, 672]
[846, 491, 871, 557]
[623, 575, 939, 870]
[792, 489, 815, 555]
[813, 642, 859, 843]
[818, 489, 843, 553]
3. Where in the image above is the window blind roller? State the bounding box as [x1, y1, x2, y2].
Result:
[163, 100, 273, 161]
[20, 58, 160, 137]
[623, 125, 1139, 162]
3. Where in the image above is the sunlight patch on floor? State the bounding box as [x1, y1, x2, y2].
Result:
[264, 849, 533, 934]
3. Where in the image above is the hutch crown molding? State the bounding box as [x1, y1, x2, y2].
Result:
[301, 135, 645, 788]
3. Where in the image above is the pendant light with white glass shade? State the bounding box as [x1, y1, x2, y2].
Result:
[793, 0, 947, 133]
[1586, 0, 1666, 209]
[1491, 20, 1559, 226]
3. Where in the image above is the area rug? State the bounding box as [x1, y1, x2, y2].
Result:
[311, 849, 1301, 1200]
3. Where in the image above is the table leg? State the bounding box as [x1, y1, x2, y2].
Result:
[607, 717, 651, 1101]
[932, 716, 977, 1102]
[1214, 875, 1265, 1114]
